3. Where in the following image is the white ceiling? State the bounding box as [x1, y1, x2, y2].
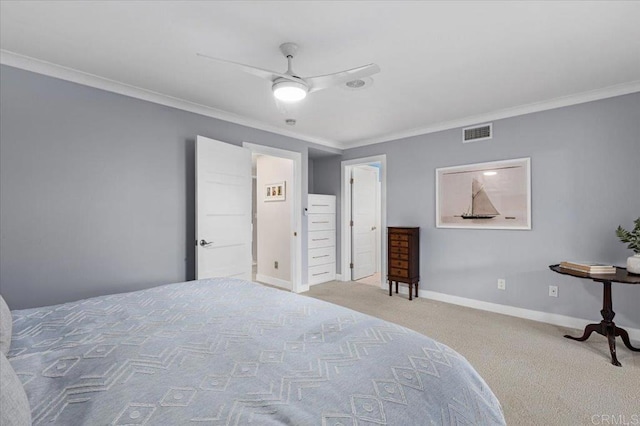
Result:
[1, 1, 639, 149]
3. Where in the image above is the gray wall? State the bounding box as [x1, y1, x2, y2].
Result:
[0, 65, 328, 309]
[3, 64, 639, 329]
[314, 93, 640, 328]
[308, 159, 314, 193]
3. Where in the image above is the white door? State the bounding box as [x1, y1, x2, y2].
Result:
[196, 136, 252, 280]
[351, 165, 378, 280]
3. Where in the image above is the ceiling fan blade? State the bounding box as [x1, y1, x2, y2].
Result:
[306, 63, 380, 93]
[197, 53, 299, 83]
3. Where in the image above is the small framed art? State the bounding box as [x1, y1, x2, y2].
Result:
[265, 181, 286, 202]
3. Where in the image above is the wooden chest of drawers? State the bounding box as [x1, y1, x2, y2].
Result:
[387, 227, 420, 300]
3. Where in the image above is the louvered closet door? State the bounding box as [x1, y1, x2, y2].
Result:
[308, 194, 336, 285]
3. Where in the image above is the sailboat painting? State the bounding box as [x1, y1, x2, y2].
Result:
[436, 157, 531, 230]
[461, 178, 500, 219]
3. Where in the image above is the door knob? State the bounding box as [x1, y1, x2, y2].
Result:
[199, 239, 214, 247]
[371, 226, 377, 231]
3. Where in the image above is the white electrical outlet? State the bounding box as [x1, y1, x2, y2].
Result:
[497, 279, 506, 290]
[549, 285, 558, 297]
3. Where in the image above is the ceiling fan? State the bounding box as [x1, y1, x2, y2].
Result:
[197, 42, 380, 103]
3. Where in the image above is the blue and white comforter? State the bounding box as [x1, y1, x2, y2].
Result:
[9, 278, 505, 425]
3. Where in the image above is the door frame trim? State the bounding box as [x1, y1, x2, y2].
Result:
[243, 142, 304, 293]
[340, 155, 387, 287]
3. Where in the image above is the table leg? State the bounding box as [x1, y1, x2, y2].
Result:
[408, 283, 413, 301]
[414, 282, 418, 298]
[395, 282, 398, 294]
[606, 325, 621, 367]
[616, 327, 640, 352]
[388, 280, 392, 296]
[564, 281, 624, 366]
[600, 281, 622, 366]
[565, 323, 600, 342]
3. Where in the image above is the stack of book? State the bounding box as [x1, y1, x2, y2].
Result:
[559, 261, 616, 274]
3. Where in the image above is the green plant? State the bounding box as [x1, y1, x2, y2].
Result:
[616, 217, 640, 254]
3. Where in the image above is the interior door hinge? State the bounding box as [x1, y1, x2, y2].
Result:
[350, 220, 354, 227]
[195, 239, 198, 246]
[350, 263, 354, 269]
[350, 178, 354, 184]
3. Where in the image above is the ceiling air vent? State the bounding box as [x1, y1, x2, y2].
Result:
[463, 123, 492, 143]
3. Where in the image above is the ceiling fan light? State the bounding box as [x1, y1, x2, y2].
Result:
[272, 80, 308, 102]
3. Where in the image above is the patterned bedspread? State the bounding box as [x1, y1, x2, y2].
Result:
[8, 278, 505, 425]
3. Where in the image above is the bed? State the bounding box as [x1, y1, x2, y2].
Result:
[5, 278, 505, 425]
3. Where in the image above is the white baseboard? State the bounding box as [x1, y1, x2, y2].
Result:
[392, 286, 640, 343]
[308, 272, 340, 287]
[255, 274, 291, 291]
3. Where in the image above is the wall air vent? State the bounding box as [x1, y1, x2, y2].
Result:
[463, 123, 492, 143]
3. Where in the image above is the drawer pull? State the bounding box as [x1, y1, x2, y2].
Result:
[312, 238, 330, 241]
[312, 271, 329, 276]
[312, 221, 330, 224]
[311, 204, 330, 207]
[312, 255, 330, 259]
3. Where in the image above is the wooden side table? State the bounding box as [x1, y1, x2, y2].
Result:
[549, 264, 640, 366]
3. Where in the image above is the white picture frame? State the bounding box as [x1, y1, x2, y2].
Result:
[265, 181, 286, 202]
[436, 157, 531, 230]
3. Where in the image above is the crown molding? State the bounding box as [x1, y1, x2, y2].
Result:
[3, 50, 638, 151]
[0, 50, 342, 150]
[343, 80, 640, 149]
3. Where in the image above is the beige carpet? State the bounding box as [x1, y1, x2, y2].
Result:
[356, 272, 382, 287]
[304, 281, 640, 426]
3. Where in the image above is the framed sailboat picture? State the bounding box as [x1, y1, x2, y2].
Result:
[436, 157, 531, 230]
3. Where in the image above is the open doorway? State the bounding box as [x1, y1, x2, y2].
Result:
[244, 142, 303, 293]
[252, 153, 293, 289]
[341, 155, 387, 288]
